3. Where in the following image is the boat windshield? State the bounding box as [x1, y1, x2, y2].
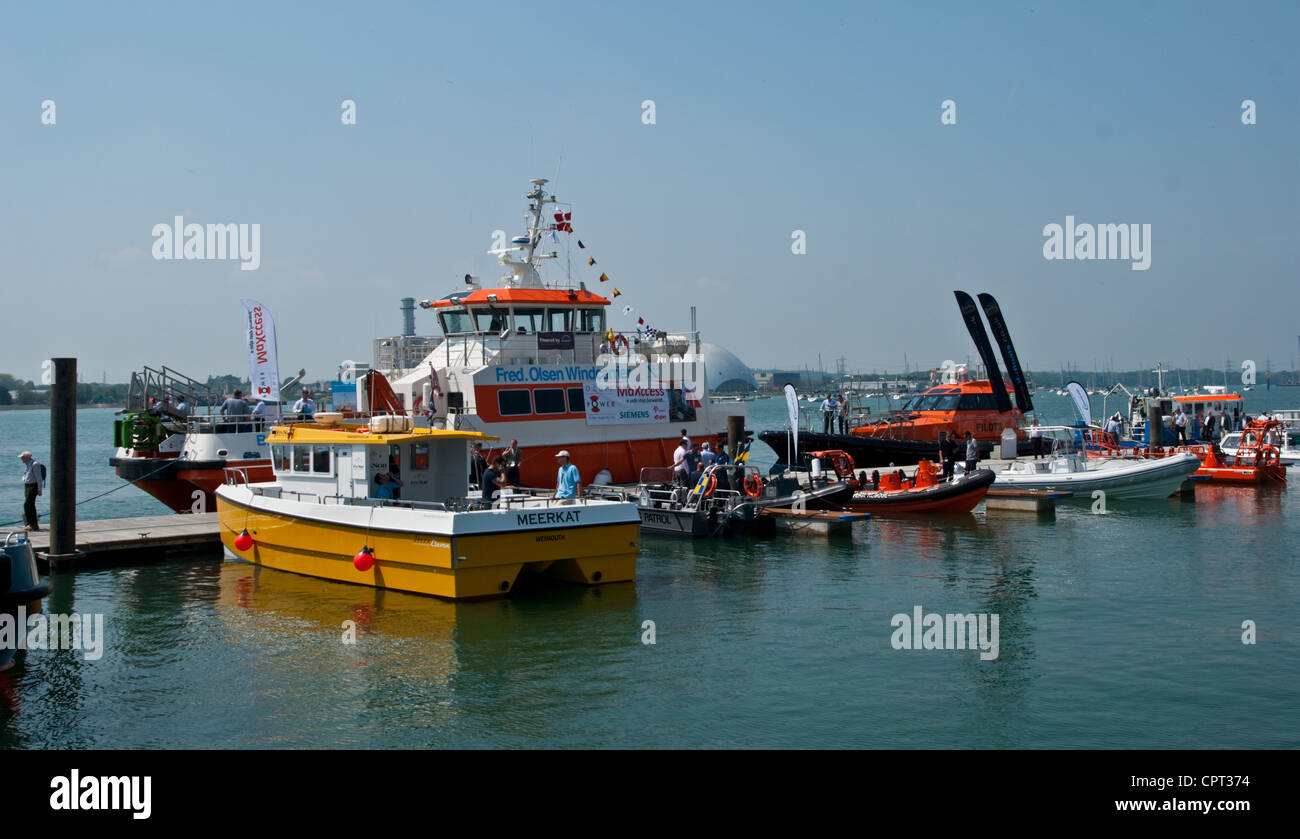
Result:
[439, 308, 475, 335]
[905, 394, 967, 411]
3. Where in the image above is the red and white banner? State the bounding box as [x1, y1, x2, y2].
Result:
[240, 298, 280, 402]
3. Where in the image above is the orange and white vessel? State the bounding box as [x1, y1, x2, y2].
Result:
[378, 179, 742, 487]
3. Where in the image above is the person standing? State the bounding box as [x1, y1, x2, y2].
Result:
[470, 442, 488, 484]
[938, 433, 953, 480]
[554, 450, 581, 503]
[503, 440, 523, 486]
[964, 431, 978, 475]
[1029, 417, 1044, 459]
[820, 394, 836, 434]
[1202, 410, 1216, 442]
[293, 389, 315, 421]
[481, 456, 506, 505]
[221, 390, 250, 417]
[672, 437, 690, 485]
[837, 395, 849, 434]
[699, 442, 717, 468]
[19, 451, 44, 531]
[1173, 407, 1188, 443]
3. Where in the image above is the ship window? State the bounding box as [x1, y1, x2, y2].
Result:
[544, 308, 573, 332]
[413, 442, 430, 470]
[932, 394, 962, 410]
[534, 388, 567, 415]
[312, 445, 331, 473]
[578, 309, 604, 332]
[513, 307, 544, 335]
[475, 309, 506, 334]
[271, 445, 290, 472]
[498, 389, 532, 416]
[568, 387, 585, 413]
[440, 309, 474, 335]
[292, 445, 311, 472]
[957, 394, 995, 410]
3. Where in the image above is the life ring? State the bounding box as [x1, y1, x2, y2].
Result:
[611, 334, 629, 355]
[742, 473, 763, 498]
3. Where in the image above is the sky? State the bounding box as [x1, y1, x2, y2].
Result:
[2, 1, 1297, 384]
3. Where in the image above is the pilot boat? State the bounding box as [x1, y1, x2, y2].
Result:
[759, 291, 1037, 467]
[373, 178, 744, 488]
[215, 418, 641, 599]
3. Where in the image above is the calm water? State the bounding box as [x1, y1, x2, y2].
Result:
[2, 399, 1298, 748]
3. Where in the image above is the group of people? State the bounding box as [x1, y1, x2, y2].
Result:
[471, 428, 743, 505]
[819, 393, 852, 435]
[217, 388, 317, 424]
[672, 429, 730, 487]
[1171, 406, 1242, 444]
[936, 431, 981, 478]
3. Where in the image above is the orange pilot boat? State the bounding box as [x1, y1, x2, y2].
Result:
[759, 291, 1037, 468]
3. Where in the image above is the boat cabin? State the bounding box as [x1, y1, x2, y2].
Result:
[263, 425, 497, 505]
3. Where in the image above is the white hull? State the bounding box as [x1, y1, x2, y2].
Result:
[993, 453, 1201, 500]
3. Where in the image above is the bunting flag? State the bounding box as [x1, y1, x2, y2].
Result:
[553, 212, 573, 233]
[612, 288, 622, 298]
[623, 305, 633, 316]
[599, 273, 610, 283]
[578, 240, 585, 248]
[587, 257, 596, 266]
[638, 317, 644, 325]
[429, 363, 442, 398]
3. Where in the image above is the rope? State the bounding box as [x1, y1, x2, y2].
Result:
[1, 459, 180, 529]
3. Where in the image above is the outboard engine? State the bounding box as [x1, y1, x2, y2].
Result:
[2, 532, 53, 671]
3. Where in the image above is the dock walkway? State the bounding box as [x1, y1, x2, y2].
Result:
[19, 512, 222, 565]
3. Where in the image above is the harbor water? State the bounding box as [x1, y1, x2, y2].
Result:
[2, 400, 1297, 748]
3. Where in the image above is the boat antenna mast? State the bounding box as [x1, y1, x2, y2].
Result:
[491, 178, 559, 289]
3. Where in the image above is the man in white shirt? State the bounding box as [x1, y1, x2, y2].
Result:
[672, 438, 690, 486]
[292, 389, 315, 420]
[1029, 417, 1044, 459]
[1173, 407, 1188, 443]
[820, 395, 837, 434]
[19, 451, 44, 531]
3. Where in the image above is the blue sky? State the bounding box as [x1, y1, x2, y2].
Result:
[2, 1, 1297, 383]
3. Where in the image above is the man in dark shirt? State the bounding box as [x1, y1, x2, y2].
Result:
[481, 457, 506, 505]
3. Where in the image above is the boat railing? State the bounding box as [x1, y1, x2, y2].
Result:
[223, 467, 251, 486]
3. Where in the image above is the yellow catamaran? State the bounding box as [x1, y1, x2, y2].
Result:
[215, 418, 640, 599]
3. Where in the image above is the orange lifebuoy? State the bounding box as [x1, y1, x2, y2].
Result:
[743, 473, 762, 498]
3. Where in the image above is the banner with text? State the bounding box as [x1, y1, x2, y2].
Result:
[240, 298, 280, 402]
[582, 382, 669, 425]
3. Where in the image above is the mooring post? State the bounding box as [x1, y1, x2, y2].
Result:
[47, 357, 83, 570]
[727, 415, 744, 463]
